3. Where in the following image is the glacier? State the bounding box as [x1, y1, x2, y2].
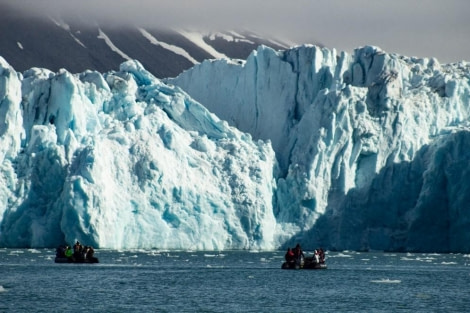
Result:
[170, 45, 470, 253]
[0, 57, 278, 250]
[1, 44, 470, 252]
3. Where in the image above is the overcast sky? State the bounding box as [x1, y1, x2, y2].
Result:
[6, 0, 470, 63]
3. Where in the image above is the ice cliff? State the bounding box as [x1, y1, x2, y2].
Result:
[0, 58, 277, 250]
[1, 44, 470, 252]
[170, 45, 470, 252]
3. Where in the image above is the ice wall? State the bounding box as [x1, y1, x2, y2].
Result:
[0, 58, 278, 250]
[1, 42, 470, 252]
[171, 45, 470, 252]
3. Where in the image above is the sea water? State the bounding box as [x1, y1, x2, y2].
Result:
[0, 249, 469, 312]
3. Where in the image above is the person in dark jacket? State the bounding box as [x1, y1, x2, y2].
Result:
[293, 244, 304, 265]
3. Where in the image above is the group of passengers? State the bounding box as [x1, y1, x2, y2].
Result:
[284, 244, 325, 265]
[56, 241, 95, 261]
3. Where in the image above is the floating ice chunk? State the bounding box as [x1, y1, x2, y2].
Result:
[370, 279, 401, 284]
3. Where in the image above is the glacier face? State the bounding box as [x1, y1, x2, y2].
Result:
[170, 45, 470, 252]
[0, 58, 278, 250]
[1, 43, 470, 252]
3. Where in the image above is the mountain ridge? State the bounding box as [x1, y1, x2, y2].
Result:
[0, 3, 291, 78]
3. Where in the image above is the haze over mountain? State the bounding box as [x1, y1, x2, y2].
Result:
[3, 0, 469, 64]
[0, 3, 290, 78]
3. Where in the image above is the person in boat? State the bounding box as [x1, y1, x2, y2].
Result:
[56, 245, 66, 258]
[285, 248, 295, 264]
[86, 246, 95, 260]
[314, 249, 320, 263]
[319, 248, 325, 263]
[65, 245, 73, 259]
[73, 241, 81, 253]
[73, 241, 85, 260]
[293, 244, 305, 265]
[81, 246, 88, 259]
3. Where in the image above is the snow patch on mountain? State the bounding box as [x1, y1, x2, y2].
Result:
[49, 17, 87, 48]
[97, 29, 131, 61]
[177, 30, 228, 59]
[208, 31, 254, 44]
[139, 28, 198, 64]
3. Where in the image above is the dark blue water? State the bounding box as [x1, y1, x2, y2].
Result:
[0, 249, 469, 312]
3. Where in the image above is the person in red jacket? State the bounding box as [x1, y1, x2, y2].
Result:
[285, 248, 295, 263]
